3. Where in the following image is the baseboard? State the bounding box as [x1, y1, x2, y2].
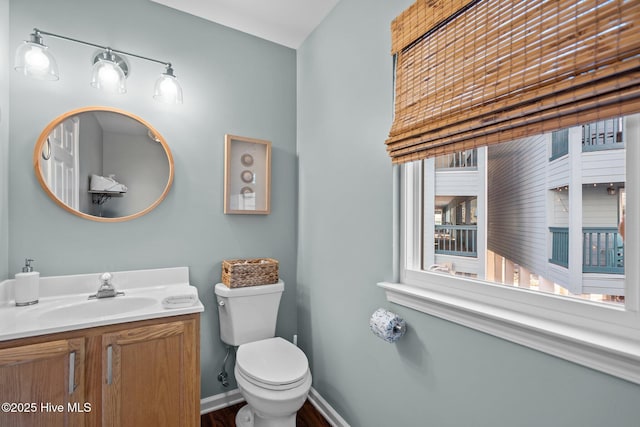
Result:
[200, 387, 349, 426]
[200, 388, 244, 415]
[307, 388, 350, 427]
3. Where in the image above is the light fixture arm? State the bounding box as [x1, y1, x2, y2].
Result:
[33, 28, 172, 68]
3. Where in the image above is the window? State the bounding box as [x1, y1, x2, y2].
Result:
[381, 0, 640, 384]
[380, 115, 640, 384]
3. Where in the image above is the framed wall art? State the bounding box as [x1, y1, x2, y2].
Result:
[224, 134, 271, 214]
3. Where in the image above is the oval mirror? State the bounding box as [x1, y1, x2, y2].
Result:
[33, 106, 174, 222]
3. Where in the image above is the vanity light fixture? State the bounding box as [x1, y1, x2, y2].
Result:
[14, 28, 183, 104]
[13, 30, 59, 81]
[153, 65, 183, 104]
[90, 49, 128, 94]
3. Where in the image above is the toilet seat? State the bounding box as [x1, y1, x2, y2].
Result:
[236, 337, 309, 391]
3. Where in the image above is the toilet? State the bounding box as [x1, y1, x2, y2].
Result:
[215, 280, 311, 427]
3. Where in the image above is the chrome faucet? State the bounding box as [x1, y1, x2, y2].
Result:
[89, 272, 125, 299]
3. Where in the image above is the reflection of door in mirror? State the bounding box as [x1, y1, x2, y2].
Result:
[40, 117, 80, 210]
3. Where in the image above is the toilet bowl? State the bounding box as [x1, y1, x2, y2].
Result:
[234, 337, 312, 427]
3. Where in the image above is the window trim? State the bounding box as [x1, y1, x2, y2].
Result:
[379, 116, 640, 384]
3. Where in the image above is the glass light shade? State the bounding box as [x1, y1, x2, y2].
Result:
[153, 73, 183, 104]
[90, 57, 126, 94]
[14, 41, 59, 81]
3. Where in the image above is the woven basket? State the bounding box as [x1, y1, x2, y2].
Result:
[221, 258, 279, 288]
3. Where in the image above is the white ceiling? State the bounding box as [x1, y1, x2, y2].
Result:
[150, 0, 340, 49]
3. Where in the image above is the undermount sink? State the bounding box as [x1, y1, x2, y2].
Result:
[39, 296, 157, 322]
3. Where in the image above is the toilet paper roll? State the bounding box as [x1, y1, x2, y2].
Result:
[369, 308, 407, 343]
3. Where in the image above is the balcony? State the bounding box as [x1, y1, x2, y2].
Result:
[582, 118, 624, 152]
[549, 118, 624, 161]
[582, 227, 624, 274]
[549, 227, 569, 268]
[549, 227, 624, 274]
[434, 225, 477, 257]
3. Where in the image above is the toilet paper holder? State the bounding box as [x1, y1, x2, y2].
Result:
[392, 322, 407, 334]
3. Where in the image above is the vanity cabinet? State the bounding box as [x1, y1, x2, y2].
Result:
[0, 338, 86, 427]
[101, 319, 199, 427]
[0, 314, 200, 427]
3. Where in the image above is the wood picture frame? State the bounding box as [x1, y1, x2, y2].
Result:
[224, 134, 271, 214]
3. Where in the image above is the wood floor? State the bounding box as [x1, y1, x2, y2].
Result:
[201, 400, 331, 427]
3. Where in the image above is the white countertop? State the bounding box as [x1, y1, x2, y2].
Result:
[0, 267, 204, 341]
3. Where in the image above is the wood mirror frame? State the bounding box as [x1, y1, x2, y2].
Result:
[33, 106, 174, 222]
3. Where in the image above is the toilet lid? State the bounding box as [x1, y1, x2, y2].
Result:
[237, 337, 309, 387]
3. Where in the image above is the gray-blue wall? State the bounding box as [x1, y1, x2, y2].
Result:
[1, 0, 8, 281]
[296, 1, 640, 426]
[7, 0, 640, 424]
[8, 0, 297, 398]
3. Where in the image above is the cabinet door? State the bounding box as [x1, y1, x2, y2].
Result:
[101, 319, 198, 427]
[0, 338, 86, 427]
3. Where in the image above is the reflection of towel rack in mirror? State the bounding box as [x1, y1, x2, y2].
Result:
[89, 191, 125, 205]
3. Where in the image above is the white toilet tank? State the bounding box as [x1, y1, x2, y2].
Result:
[214, 280, 284, 346]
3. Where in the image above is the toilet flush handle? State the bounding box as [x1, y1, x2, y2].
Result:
[218, 300, 225, 307]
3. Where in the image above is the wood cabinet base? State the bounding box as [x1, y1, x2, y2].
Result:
[0, 314, 200, 427]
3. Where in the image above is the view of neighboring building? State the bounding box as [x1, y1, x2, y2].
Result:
[423, 117, 627, 303]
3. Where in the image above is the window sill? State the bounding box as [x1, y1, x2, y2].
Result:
[378, 281, 640, 384]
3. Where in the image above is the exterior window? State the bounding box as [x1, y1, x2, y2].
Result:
[380, 114, 640, 385]
[434, 149, 478, 169]
[422, 119, 626, 304]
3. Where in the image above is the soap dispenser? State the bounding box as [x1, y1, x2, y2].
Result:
[14, 258, 39, 306]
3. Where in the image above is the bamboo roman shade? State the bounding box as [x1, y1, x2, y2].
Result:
[386, 0, 640, 164]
